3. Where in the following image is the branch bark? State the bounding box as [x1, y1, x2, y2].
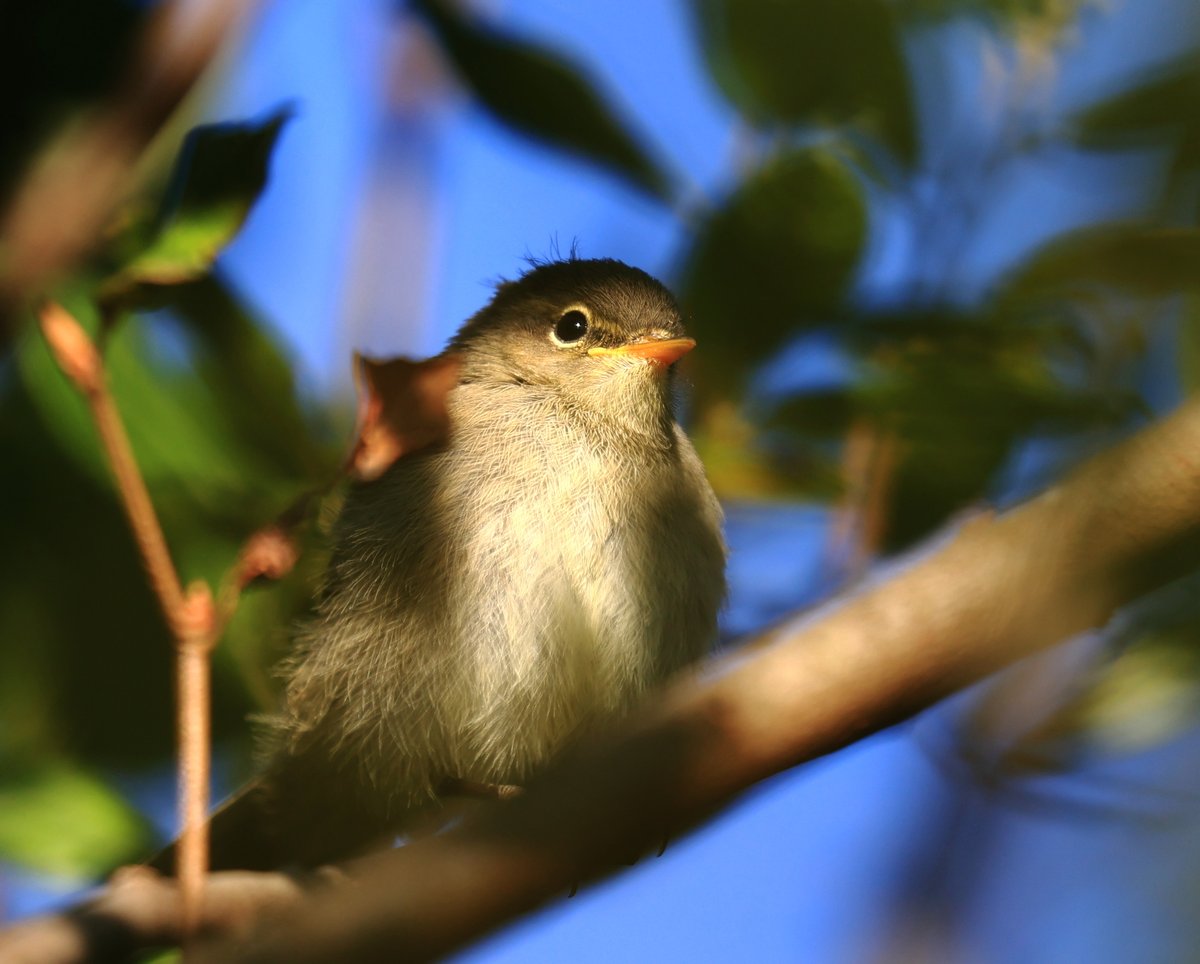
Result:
[200, 396, 1200, 961]
[6, 398, 1200, 964]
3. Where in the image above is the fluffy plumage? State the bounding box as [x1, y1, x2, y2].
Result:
[204, 259, 726, 870]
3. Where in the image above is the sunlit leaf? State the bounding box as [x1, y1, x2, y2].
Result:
[100, 112, 290, 301]
[691, 0, 916, 165]
[411, 0, 671, 200]
[0, 763, 149, 875]
[681, 148, 867, 383]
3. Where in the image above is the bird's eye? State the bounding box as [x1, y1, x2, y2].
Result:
[553, 309, 589, 345]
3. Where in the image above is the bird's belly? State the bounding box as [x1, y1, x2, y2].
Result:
[441, 480, 710, 785]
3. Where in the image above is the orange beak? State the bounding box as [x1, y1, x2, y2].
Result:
[587, 336, 696, 367]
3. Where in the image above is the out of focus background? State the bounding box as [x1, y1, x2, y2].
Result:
[3, 0, 1200, 960]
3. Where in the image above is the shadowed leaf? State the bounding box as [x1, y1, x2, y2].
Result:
[690, 0, 916, 165]
[999, 225, 1200, 302]
[412, 0, 671, 200]
[681, 148, 867, 383]
[1072, 55, 1200, 149]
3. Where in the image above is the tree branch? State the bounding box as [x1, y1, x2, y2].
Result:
[6, 399, 1200, 963]
[203, 399, 1200, 963]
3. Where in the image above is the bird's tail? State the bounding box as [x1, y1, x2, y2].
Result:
[146, 749, 404, 873]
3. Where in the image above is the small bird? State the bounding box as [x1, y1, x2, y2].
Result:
[201, 257, 726, 871]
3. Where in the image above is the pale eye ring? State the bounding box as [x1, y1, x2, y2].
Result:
[551, 308, 590, 345]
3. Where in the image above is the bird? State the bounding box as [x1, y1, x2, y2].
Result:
[193, 257, 727, 872]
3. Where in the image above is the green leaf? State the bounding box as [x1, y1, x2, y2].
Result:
[999, 225, 1200, 302]
[894, 0, 1091, 34]
[101, 111, 290, 300]
[690, 0, 916, 165]
[680, 148, 867, 382]
[1072, 55, 1200, 149]
[0, 763, 150, 875]
[691, 401, 842, 501]
[145, 276, 342, 484]
[766, 389, 858, 439]
[7, 287, 329, 764]
[412, 0, 672, 200]
[842, 308, 1092, 361]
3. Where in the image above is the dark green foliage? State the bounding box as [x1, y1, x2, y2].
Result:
[0, 113, 337, 875]
[691, 0, 917, 165]
[681, 148, 868, 380]
[411, 0, 672, 200]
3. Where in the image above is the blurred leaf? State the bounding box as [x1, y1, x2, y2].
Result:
[1072, 54, 1200, 149]
[100, 112, 290, 301]
[767, 389, 858, 439]
[0, 1, 141, 201]
[894, 0, 1093, 34]
[681, 148, 867, 383]
[692, 400, 842, 501]
[4, 277, 336, 765]
[411, 0, 671, 200]
[0, 763, 149, 875]
[1023, 639, 1200, 760]
[155, 275, 342, 483]
[856, 347, 1136, 548]
[691, 0, 916, 165]
[21, 282, 338, 526]
[843, 308, 1092, 362]
[1000, 225, 1200, 302]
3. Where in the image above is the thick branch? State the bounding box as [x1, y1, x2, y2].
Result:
[204, 399, 1200, 963]
[6, 400, 1200, 964]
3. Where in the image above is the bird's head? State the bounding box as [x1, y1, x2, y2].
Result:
[451, 258, 694, 431]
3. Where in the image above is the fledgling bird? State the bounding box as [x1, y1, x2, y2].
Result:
[202, 257, 726, 871]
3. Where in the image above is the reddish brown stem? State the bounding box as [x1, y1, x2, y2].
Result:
[178, 634, 213, 937]
[39, 302, 214, 939]
[828, 419, 899, 578]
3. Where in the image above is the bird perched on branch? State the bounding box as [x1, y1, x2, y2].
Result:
[196, 257, 726, 871]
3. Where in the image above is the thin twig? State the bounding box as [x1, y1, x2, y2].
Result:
[39, 302, 214, 942]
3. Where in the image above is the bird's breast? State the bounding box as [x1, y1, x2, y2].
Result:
[433, 387, 725, 780]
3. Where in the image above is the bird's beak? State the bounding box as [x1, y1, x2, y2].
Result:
[587, 336, 696, 367]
